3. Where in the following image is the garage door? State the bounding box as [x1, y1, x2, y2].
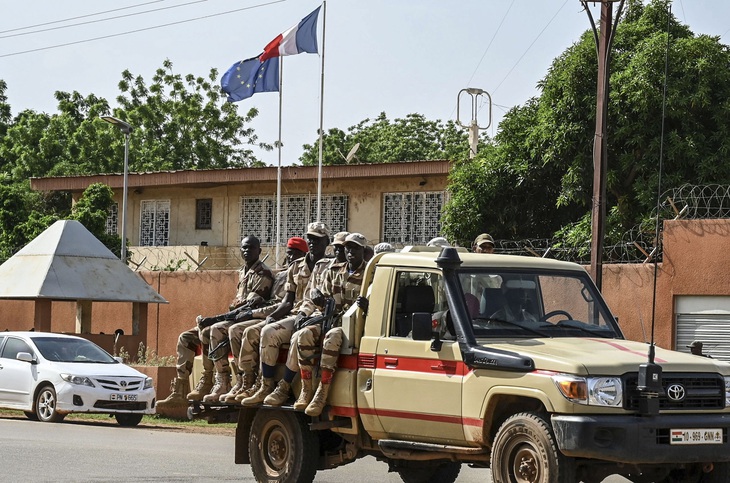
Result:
[675, 296, 730, 361]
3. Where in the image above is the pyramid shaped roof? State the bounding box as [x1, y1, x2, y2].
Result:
[0, 220, 167, 303]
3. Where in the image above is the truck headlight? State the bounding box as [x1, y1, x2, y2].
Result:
[144, 377, 154, 390]
[553, 375, 622, 406]
[587, 377, 622, 407]
[60, 374, 95, 387]
[724, 377, 730, 408]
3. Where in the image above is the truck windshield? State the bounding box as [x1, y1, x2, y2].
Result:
[458, 270, 621, 339]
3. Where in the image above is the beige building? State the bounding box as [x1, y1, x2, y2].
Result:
[30, 161, 451, 270]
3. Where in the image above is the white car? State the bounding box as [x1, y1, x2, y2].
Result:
[0, 331, 156, 426]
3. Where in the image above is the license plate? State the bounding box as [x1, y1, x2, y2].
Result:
[670, 428, 723, 445]
[110, 393, 137, 401]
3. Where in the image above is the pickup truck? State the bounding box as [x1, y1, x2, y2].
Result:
[192, 246, 730, 483]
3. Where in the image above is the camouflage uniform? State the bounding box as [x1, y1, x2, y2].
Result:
[229, 269, 288, 373]
[176, 325, 213, 380]
[207, 259, 274, 373]
[258, 255, 331, 369]
[294, 260, 366, 372]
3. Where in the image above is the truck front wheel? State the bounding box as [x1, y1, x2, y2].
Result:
[491, 412, 576, 483]
[249, 410, 319, 483]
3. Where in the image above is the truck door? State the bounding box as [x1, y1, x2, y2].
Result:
[371, 270, 466, 443]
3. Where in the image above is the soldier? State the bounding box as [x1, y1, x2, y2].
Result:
[218, 237, 308, 403]
[198, 236, 276, 403]
[288, 232, 369, 416]
[241, 222, 331, 405]
[156, 236, 273, 415]
[330, 231, 349, 265]
[473, 233, 495, 253]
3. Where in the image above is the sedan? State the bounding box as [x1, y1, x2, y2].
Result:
[0, 331, 156, 426]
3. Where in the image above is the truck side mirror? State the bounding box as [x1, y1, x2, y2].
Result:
[411, 313, 433, 341]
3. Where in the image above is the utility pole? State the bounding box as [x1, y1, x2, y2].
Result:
[456, 88, 491, 159]
[587, 0, 622, 291]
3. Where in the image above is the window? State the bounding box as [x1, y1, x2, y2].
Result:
[140, 200, 170, 246]
[196, 199, 212, 230]
[0, 337, 32, 360]
[105, 202, 119, 235]
[391, 271, 445, 337]
[240, 194, 348, 245]
[382, 191, 444, 245]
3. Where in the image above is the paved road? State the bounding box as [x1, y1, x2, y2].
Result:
[1, 416, 627, 482]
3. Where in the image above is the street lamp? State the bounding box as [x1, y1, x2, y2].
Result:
[101, 116, 133, 263]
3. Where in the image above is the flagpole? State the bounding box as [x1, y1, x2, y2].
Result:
[275, 57, 283, 268]
[316, 1, 326, 222]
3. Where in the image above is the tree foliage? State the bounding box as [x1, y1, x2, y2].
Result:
[443, 0, 730, 247]
[0, 60, 270, 259]
[299, 112, 484, 165]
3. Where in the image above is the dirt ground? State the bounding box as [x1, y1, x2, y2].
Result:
[0, 409, 236, 435]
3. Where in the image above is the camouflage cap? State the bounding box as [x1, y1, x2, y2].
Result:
[344, 232, 367, 247]
[374, 242, 395, 254]
[332, 231, 350, 246]
[305, 221, 331, 238]
[427, 236, 450, 248]
[474, 233, 495, 247]
[686, 340, 703, 349]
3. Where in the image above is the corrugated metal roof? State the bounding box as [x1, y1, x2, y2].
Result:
[30, 160, 451, 192]
[0, 220, 167, 303]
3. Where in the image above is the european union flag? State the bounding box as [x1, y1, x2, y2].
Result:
[221, 56, 280, 102]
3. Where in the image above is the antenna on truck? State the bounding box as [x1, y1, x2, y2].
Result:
[637, 4, 672, 415]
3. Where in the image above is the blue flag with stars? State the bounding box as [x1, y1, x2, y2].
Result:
[221, 56, 279, 102]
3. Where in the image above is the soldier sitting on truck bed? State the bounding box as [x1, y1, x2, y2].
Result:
[266, 232, 369, 416]
[216, 237, 308, 403]
[241, 222, 332, 406]
[156, 235, 273, 415]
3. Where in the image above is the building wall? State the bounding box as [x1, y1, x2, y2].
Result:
[3, 219, 725, 359]
[113, 173, 448, 269]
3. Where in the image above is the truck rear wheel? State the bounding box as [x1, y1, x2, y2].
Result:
[249, 409, 319, 483]
[395, 461, 461, 483]
[491, 411, 576, 483]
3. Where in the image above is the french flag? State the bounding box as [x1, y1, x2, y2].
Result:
[260, 6, 321, 62]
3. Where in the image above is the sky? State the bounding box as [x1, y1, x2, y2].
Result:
[1, 0, 728, 168]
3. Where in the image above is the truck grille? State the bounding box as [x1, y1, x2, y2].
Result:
[624, 373, 725, 411]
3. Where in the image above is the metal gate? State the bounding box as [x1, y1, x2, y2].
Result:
[675, 295, 730, 361]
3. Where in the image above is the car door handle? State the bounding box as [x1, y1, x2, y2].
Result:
[384, 357, 398, 368]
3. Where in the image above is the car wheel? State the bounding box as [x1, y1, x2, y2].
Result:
[249, 409, 319, 483]
[35, 385, 65, 423]
[23, 411, 38, 421]
[115, 413, 144, 427]
[491, 411, 576, 483]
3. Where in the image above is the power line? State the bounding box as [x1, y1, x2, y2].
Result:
[0, 0, 286, 59]
[465, 0, 516, 88]
[0, 0, 166, 35]
[487, 0, 570, 101]
[0, 0, 208, 39]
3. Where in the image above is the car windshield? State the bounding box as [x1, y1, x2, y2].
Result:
[458, 269, 621, 339]
[34, 337, 118, 363]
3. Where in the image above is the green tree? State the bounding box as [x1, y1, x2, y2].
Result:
[299, 112, 483, 165]
[443, 0, 730, 247]
[115, 59, 270, 171]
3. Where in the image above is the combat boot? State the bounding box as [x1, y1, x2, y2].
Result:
[187, 372, 214, 401]
[263, 380, 291, 406]
[305, 381, 331, 417]
[242, 377, 275, 406]
[156, 377, 191, 415]
[222, 372, 254, 403]
[292, 371, 314, 411]
[203, 372, 231, 402]
[235, 373, 261, 403]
